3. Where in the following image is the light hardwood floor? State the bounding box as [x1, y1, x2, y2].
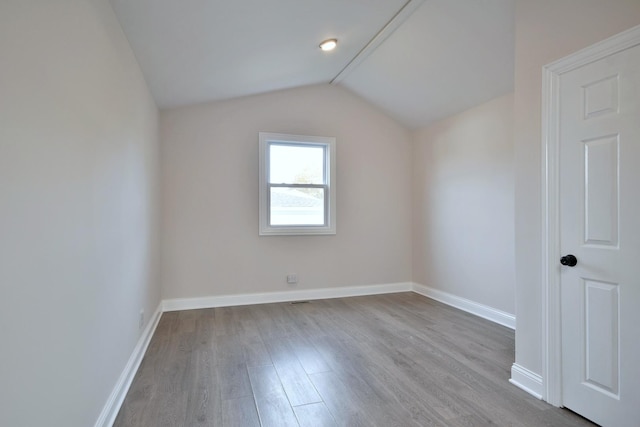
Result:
[114, 293, 595, 426]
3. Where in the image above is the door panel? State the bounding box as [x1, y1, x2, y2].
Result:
[583, 279, 619, 397]
[584, 135, 618, 246]
[559, 43, 640, 427]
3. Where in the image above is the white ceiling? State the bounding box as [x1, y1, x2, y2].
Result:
[340, 0, 515, 128]
[110, 0, 515, 129]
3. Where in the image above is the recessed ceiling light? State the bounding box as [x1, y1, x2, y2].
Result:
[319, 39, 337, 52]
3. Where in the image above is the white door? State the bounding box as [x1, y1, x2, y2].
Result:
[559, 41, 640, 426]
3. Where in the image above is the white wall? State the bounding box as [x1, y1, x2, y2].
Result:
[412, 93, 515, 314]
[514, 0, 640, 378]
[0, 1, 160, 426]
[160, 84, 412, 299]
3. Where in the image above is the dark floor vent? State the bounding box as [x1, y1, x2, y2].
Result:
[289, 301, 310, 305]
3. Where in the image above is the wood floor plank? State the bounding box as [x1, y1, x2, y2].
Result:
[115, 293, 596, 427]
[215, 360, 252, 400]
[233, 306, 274, 367]
[285, 334, 332, 375]
[311, 334, 449, 425]
[213, 306, 242, 337]
[183, 345, 222, 426]
[252, 303, 299, 338]
[176, 309, 197, 334]
[247, 365, 300, 427]
[293, 402, 337, 427]
[310, 369, 424, 427]
[307, 371, 378, 427]
[149, 332, 193, 426]
[241, 336, 273, 368]
[221, 396, 261, 427]
[213, 333, 253, 400]
[264, 337, 322, 406]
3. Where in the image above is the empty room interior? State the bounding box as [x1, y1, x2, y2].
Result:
[2, 1, 640, 426]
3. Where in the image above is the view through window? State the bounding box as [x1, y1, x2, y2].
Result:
[259, 133, 336, 235]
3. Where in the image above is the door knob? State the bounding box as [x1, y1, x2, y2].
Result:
[560, 254, 578, 267]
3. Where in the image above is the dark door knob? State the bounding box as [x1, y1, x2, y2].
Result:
[560, 254, 578, 267]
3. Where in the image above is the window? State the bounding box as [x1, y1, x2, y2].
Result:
[259, 132, 336, 236]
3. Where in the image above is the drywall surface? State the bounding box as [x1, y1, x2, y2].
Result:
[0, 1, 160, 425]
[513, 0, 640, 377]
[413, 93, 515, 314]
[160, 84, 412, 299]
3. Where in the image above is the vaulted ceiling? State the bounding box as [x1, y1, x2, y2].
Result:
[110, 0, 514, 129]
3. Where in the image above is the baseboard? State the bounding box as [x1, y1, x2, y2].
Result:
[411, 283, 516, 329]
[163, 282, 516, 328]
[509, 363, 544, 400]
[94, 303, 163, 427]
[162, 282, 413, 312]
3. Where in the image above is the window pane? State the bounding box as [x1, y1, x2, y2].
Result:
[270, 187, 325, 225]
[269, 144, 324, 184]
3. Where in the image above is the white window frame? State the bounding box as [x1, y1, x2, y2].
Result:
[259, 132, 336, 236]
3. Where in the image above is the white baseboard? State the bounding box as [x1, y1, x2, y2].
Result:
[509, 363, 544, 400]
[162, 282, 413, 312]
[94, 303, 163, 427]
[411, 283, 516, 329]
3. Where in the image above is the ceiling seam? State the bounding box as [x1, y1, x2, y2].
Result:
[330, 0, 425, 85]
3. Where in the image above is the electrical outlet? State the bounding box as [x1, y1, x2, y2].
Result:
[286, 274, 298, 284]
[139, 309, 144, 330]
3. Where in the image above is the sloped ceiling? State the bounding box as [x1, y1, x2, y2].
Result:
[110, 0, 514, 129]
[339, 0, 515, 128]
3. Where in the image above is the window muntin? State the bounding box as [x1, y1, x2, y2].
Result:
[259, 133, 336, 235]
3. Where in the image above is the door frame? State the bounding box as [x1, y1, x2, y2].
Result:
[541, 24, 640, 407]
